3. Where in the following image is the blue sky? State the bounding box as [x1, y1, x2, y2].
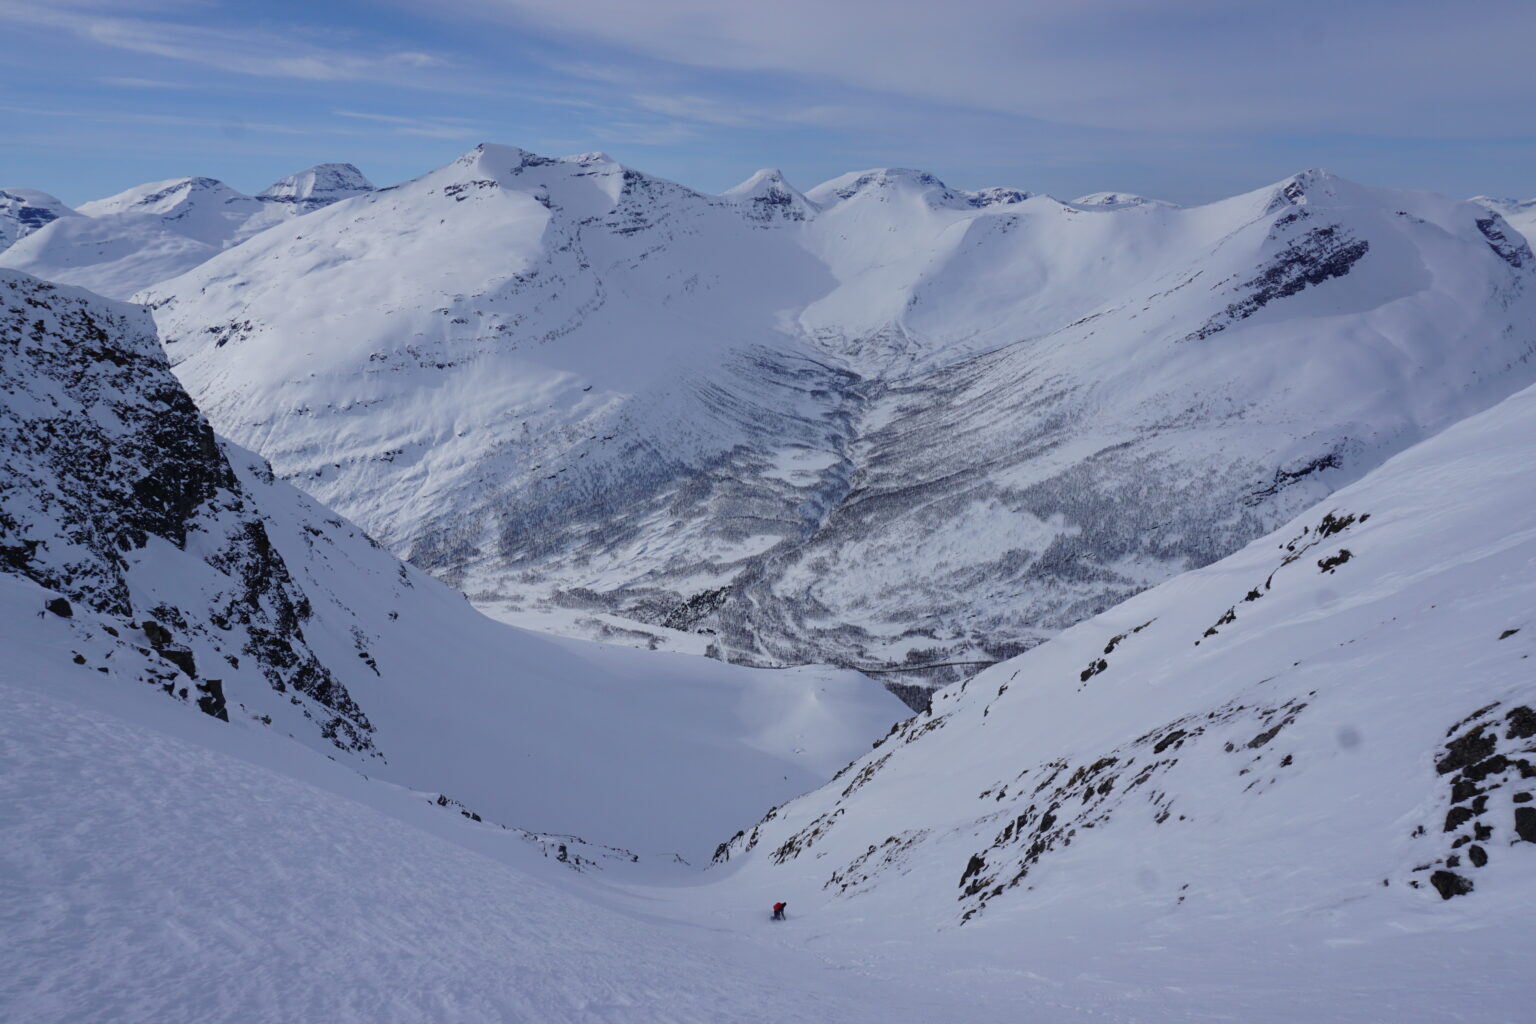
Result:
[2, 0, 1532, 207]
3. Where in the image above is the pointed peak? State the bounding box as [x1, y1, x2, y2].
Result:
[259, 163, 374, 205]
[721, 168, 814, 223]
[723, 168, 792, 196]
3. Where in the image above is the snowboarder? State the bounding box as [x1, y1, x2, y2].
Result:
[772, 901, 787, 921]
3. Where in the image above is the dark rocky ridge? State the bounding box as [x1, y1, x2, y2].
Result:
[0, 270, 372, 750]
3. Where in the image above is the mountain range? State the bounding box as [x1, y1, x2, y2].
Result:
[115, 143, 1536, 704]
[0, 164, 374, 299]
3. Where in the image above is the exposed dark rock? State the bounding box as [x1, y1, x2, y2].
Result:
[195, 678, 228, 721]
[1444, 806, 1474, 832]
[44, 596, 72, 618]
[1516, 807, 1536, 844]
[1506, 706, 1536, 740]
[1468, 845, 1488, 868]
[1429, 870, 1474, 900]
[1438, 726, 1497, 774]
[159, 647, 197, 678]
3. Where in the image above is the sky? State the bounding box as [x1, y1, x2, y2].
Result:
[1, 0, 1532, 207]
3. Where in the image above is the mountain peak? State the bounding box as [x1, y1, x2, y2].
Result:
[258, 163, 374, 206]
[1070, 191, 1174, 209]
[0, 188, 76, 251]
[805, 167, 968, 209]
[721, 168, 815, 223]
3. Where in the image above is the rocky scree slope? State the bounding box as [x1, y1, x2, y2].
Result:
[0, 267, 903, 859]
[145, 148, 1536, 701]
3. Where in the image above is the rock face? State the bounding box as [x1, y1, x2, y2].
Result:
[139, 148, 1536, 702]
[710, 370, 1536, 929]
[0, 268, 374, 749]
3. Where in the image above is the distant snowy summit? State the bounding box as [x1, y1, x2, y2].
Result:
[720, 168, 817, 223]
[258, 162, 374, 213]
[0, 187, 76, 250]
[1070, 191, 1176, 208]
[0, 162, 374, 298]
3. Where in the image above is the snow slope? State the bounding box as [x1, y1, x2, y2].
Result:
[145, 145, 1536, 699]
[0, 650, 947, 1024]
[6, 326, 1535, 1024]
[0, 166, 373, 299]
[0, 268, 902, 861]
[706, 368, 1536, 1014]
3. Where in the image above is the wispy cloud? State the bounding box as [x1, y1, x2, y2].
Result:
[1, 0, 455, 84]
[442, 0, 1536, 139]
[334, 109, 481, 139]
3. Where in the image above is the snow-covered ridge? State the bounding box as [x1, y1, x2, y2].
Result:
[0, 163, 375, 298]
[1070, 191, 1175, 208]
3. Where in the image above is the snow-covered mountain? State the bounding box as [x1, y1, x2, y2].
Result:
[256, 161, 375, 213]
[0, 187, 76, 251]
[6, 265, 1532, 1020]
[0, 165, 373, 299]
[0, 268, 901, 860]
[705, 368, 1536, 1013]
[141, 145, 1536, 701]
[1070, 191, 1176, 208]
[1473, 195, 1536, 246]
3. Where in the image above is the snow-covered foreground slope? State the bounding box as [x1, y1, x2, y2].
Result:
[146, 146, 1536, 697]
[704, 369, 1536, 1013]
[0, 654, 948, 1024]
[0, 269, 902, 862]
[5, 369, 1534, 1024]
[0, 165, 373, 299]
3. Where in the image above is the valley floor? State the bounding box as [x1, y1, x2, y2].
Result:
[4, 665, 1527, 1024]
